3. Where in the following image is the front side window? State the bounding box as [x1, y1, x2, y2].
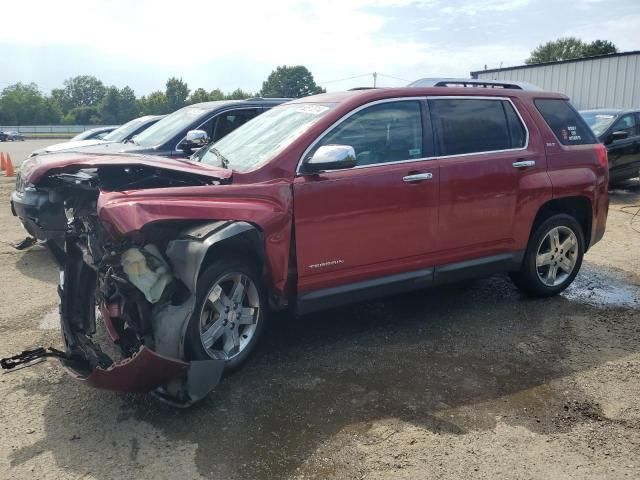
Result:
[428, 98, 526, 156]
[211, 108, 262, 142]
[309, 101, 424, 166]
[610, 114, 638, 137]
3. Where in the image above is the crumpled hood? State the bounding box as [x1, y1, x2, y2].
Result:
[32, 139, 109, 156]
[20, 152, 232, 185]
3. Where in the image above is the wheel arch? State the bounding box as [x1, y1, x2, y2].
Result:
[164, 221, 266, 297]
[530, 196, 592, 249]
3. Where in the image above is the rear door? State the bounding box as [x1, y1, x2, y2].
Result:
[293, 99, 440, 294]
[429, 96, 544, 265]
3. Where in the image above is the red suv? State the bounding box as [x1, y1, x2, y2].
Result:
[5, 80, 609, 405]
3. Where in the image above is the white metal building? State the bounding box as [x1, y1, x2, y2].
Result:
[470, 51, 640, 110]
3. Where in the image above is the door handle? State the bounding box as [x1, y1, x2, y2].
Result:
[403, 173, 433, 183]
[512, 160, 536, 168]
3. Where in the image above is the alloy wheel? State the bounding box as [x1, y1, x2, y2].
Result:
[535, 226, 578, 287]
[198, 272, 260, 360]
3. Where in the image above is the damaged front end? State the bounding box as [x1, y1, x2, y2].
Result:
[8, 164, 235, 406]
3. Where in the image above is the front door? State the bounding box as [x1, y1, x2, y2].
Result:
[293, 99, 439, 295]
[606, 113, 640, 182]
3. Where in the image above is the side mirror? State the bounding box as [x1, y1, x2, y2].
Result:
[607, 130, 629, 144]
[304, 145, 356, 173]
[180, 130, 210, 152]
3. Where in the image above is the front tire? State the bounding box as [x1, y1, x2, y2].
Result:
[185, 257, 267, 371]
[510, 214, 585, 297]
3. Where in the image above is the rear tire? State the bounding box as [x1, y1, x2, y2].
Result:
[510, 214, 585, 297]
[185, 256, 267, 372]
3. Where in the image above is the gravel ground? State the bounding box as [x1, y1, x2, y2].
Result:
[0, 174, 639, 480]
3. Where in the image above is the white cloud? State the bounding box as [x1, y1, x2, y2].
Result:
[1, 0, 637, 93]
[2, 0, 427, 71]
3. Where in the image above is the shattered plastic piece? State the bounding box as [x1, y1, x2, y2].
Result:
[121, 244, 172, 303]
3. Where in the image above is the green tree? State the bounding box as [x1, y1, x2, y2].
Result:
[55, 75, 107, 113]
[165, 77, 190, 112]
[118, 86, 139, 122]
[225, 88, 253, 100]
[209, 88, 225, 101]
[260, 65, 325, 98]
[0, 83, 61, 124]
[63, 106, 101, 125]
[189, 88, 211, 104]
[98, 86, 121, 124]
[582, 39, 618, 57]
[138, 91, 169, 115]
[525, 37, 617, 65]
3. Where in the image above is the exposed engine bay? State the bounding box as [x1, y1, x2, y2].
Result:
[10, 164, 245, 406]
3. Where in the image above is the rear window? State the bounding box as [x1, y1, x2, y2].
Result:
[428, 98, 526, 156]
[535, 99, 597, 145]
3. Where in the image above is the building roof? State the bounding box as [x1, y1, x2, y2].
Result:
[471, 50, 640, 77]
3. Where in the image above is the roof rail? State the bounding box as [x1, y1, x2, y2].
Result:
[245, 96, 293, 101]
[407, 78, 542, 91]
[348, 87, 380, 91]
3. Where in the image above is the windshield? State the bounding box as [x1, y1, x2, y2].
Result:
[133, 107, 207, 148]
[580, 111, 618, 137]
[102, 117, 151, 142]
[195, 103, 334, 172]
[71, 129, 101, 141]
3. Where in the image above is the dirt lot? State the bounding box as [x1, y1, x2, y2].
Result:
[0, 173, 639, 480]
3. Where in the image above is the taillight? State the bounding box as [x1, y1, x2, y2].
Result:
[595, 143, 608, 169]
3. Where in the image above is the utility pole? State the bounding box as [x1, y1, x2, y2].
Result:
[373, 72, 377, 88]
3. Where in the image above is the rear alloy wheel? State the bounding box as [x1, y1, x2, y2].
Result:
[186, 258, 266, 371]
[510, 214, 585, 297]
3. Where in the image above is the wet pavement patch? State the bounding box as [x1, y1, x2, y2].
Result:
[562, 265, 640, 309]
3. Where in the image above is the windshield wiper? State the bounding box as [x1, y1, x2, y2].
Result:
[209, 148, 229, 169]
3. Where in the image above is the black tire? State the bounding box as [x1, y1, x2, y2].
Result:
[510, 213, 585, 297]
[185, 256, 267, 372]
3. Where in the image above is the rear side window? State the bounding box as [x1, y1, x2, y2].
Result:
[428, 98, 526, 156]
[535, 99, 597, 145]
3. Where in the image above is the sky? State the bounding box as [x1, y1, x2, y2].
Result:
[1, 0, 639, 96]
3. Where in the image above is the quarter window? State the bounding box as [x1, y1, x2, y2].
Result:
[535, 99, 597, 145]
[309, 101, 425, 166]
[428, 98, 526, 156]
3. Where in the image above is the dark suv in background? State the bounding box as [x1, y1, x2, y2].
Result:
[580, 109, 640, 184]
[50, 98, 290, 159]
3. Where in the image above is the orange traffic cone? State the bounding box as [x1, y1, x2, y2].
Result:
[0, 153, 5, 171]
[4, 155, 15, 177]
